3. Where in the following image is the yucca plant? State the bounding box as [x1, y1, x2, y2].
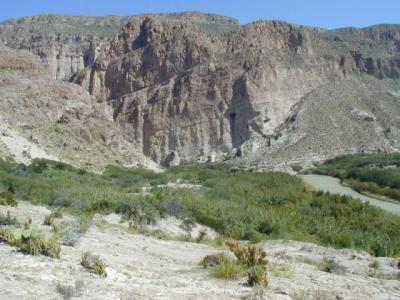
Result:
[80, 251, 107, 278]
[93, 259, 107, 278]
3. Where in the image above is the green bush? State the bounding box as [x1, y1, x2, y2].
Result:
[202, 242, 268, 285]
[0, 158, 400, 257]
[247, 265, 268, 286]
[315, 153, 400, 201]
[0, 191, 17, 206]
[0, 224, 61, 258]
[210, 254, 246, 279]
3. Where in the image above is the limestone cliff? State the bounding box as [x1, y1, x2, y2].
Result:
[1, 13, 400, 167]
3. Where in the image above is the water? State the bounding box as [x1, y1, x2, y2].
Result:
[300, 174, 400, 215]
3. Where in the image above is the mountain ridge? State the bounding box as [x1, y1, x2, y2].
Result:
[1, 12, 399, 170]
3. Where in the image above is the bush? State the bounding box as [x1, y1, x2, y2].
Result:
[202, 241, 268, 285]
[247, 265, 268, 286]
[81, 251, 107, 278]
[319, 257, 346, 275]
[210, 254, 246, 279]
[315, 153, 400, 201]
[201, 253, 225, 268]
[226, 241, 268, 268]
[0, 224, 61, 258]
[0, 191, 17, 206]
[0, 158, 400, 257]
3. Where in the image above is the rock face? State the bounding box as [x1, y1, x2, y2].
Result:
[0, 44, 156, 171]
[0, 15, 130, 80]
[1, 13, 400, 167]
[0, 13, 238, 81]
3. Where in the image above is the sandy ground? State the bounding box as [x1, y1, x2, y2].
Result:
[0, 202, 399, 300]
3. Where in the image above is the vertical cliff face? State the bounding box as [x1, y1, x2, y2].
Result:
[2, 14, 400, 167]
[0, 15, 133, 80]
[72, 17, 353, 164]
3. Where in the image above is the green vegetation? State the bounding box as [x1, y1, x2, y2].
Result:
[202, 241, 268, 285]
[318, 257, 346, 275]
[0, 218, 61, 258]
[43, 210, 63, 226]
[314, 153, 400, 201]
[0, 191, 17, 206]
[0, 158, 400, 257]
[81, 251, 107, 278]
[209, 254, 247, 279]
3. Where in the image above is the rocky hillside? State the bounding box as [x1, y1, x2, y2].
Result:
[0, 13, 238, 80]
[1, 13, 400, 168]
[0, 44, 157, 171]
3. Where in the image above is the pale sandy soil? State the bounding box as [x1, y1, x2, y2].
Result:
[0, 202, 399, 300]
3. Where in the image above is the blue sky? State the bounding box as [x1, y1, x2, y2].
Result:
[1, 0, 400, 29]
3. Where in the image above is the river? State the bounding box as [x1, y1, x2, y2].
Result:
[300, 174, 400, 215]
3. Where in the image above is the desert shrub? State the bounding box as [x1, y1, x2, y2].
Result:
[290, 164, 303, 172]
[319, 257, 346, 275]
[0, 224, 61, 258]
[0, 158, 400, 257]
[58, 217, 85, 247]
[211, 254, 247, 279]
[247, 265, 268, 286]
[80, 251, 91, 268]
[226, 241, 268, 268]
[43, 209, 63, 227]
[81, 251, 107, 278]
[0, 191, 17, 206]
[202, 241, 268, 284]
[315, 153, 400, 201]
[93, 259, 107, 278]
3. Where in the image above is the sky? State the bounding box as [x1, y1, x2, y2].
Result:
[1, 0, 400, 29]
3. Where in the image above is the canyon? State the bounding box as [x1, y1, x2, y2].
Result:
[1, 12, 400, 169]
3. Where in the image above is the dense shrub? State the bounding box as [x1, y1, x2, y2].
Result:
[0, 158, 399, 257]
[0, 191, 17, 206]
[315, 153, 400, 201]
[202, 242, 268, 285]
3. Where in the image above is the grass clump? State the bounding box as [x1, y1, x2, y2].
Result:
[202, 241, 268, 286]
[81, 251, 107, 278]
[211, 254, 246, 279]
[318, 257, 346, 275]
[0, 191, 17, 206]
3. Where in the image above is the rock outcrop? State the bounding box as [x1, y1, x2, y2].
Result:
[0, 44, 156, 171]
[1, 13, 400, 167]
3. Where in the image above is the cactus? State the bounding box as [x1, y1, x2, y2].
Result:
[0, 224, 60, 258]
[225, 240, 268, 267]
[247, 265, 268, 286]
